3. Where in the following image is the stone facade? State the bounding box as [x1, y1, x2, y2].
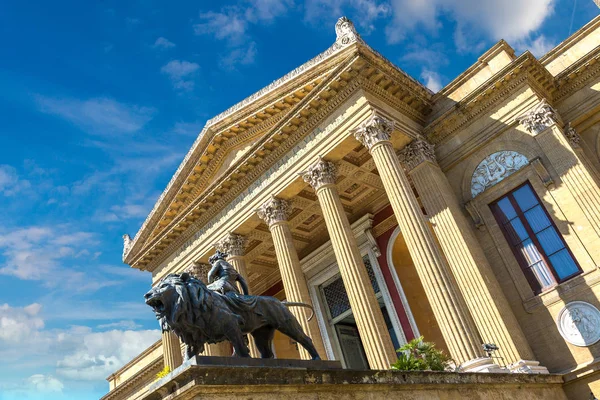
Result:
[108, 15, 600, 400]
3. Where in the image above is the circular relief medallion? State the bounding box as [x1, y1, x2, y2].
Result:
[557, 301, 600, 347]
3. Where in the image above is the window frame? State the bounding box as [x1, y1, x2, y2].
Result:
[490, 181, 582, 294]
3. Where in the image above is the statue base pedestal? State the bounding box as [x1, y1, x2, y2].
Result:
[142, 356, 566, 400]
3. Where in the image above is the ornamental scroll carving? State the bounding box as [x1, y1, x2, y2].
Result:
[564, 123, 581, 148]
[335, 16, 361, 46]
[257, 196, 291, 227]
[470, 151, 529, 198]
[557, 301, 600, 347]
[214, 233, 247, 257]
[517, 100, 557, 135]
[300, 157, 337, 191]
[353, 114, 394, 151]
[185, 261, 212, 282]
[397, 140, 436, 172]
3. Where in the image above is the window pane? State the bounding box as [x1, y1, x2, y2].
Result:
[536, 227, 565, 255]
[496, 197, 517, 220]
[524, 205, 551, 233]
[529, 261, 555, 289]
[549, 250, 579, 280]
[505, 219, 529, 244]
[518, 239, 542, 264]
[513, 184, 539, 211]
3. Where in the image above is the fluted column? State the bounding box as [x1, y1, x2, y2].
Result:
[257, 196, 327, 360]
[301, 159, 397, 369]
[353, 114, 484, 365]
[398, 139, 536, 365]
[185, 262, 231, 357]
[162, 331, 183, 370]
[214, 233, 260, 358]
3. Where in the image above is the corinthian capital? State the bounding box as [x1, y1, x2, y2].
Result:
[300, 157, 337, 191]
[353, 114, 394, 151]
[397, 139, 436, 172]
[214, 233, 247, 257]
[185, 261, 211, 281]
[517, 99, 557, 135]
[257, 196, 291, 227]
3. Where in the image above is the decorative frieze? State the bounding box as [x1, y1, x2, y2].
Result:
[257, 196, 291, 227]
[214, 233, 247, 257]
[470, 151, 529, 198]
[353, 114, 394, 151]
[397, 139, 436, 172]
[517, 100, 557, 135]
[300, 157, 338, 191]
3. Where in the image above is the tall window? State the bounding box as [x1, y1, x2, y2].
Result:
[490, 183, 581, 294]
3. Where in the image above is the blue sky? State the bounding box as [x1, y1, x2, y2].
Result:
[0, 1, 598, 399]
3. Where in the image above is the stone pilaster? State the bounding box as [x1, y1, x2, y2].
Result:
[213, 233, 260, 358]
[162, 331, 183, 370]
[519, 102, 600, 253]
[353, 114, 484, 366]
[399, 139, 537, 365]
[257, 196, 327, 360]
[301, 158, 397, 369]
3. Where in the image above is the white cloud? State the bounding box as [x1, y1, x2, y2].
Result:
[220, 42, 257, 69]
[0, 165, 31, 196]
[386, 0, 555, 48]
[55, 328, 160, 381]
[26, 374, 64, 393]
[194, 9, 249, 43]
[161, 60, 200, 91]
[420, 69, 443, 92]
[36, 96, 156, 136]
[516, 34, 555, 57]
[97, 320, 142, 330]
[153, 37, 176, 49]
[0, 303, 45, 342]
[305, 0, 390, 34]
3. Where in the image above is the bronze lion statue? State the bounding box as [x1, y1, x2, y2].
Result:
[144, 272, 320, 360]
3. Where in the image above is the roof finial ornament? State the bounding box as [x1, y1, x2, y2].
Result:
[335, 16, 361, 46]
[122, 234, 133, 262]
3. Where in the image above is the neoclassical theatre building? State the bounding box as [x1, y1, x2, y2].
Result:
[106, 15, 600, 400]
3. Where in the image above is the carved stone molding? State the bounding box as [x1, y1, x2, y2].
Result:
[335, 16, 361, 46]
[470, 151, 529, 198]
[257, 196, 291, 227]
[564, 123, 581, 148]
[214, 233, 247, 257]
[517, 100, 557, 135]
[557, 301, 600, 347]
[397, 139, 436, 172]
[185, 261, 211, 281]
[352, 113, 394, 151]
[300, 157, 338, 191]
[464, 201, 484, 229]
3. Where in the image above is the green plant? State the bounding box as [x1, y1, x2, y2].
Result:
[155, 365, 171, 380]
[391, 336, 453, 371]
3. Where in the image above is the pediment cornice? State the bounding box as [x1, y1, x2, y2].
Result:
[424, 52, 557, 145]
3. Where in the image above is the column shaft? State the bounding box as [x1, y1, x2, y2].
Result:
[409, 160, 534, 364]
[370, 141, 483, 363]
[270, 221, 327, 360]
[315, 183, 397, 369]
[162, 331, 183, 370]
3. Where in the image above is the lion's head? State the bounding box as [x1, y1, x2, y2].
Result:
[144, 272, 210, 333]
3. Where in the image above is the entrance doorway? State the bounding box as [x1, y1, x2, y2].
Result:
[318, 254, 400, 369]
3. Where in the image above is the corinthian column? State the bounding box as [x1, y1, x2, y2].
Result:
[162, 331, 183, 370]
[301, 159, 397, 369]
[257, 196, 327, 360]
[353, 114, 486, 367]
[214, 233, 260, 358]
[398, 139, 538, 367]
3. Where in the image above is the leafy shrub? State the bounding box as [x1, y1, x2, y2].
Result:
[391, 336, 453, 371]
[155, 366, 171, 380]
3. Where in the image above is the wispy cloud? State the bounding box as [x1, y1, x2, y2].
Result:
[386, 0, 555, 50]
[194, 9, 249, 43]
[0, 165, 32, 197]
[160, 60, 200, 91]
[153, 37, 176, 49]
[304, 0, 390, 34]
[36, 96, 156, 136]
[516, 34, 555, 57]
[420, 69, 443, 92]
[219, 42, 257, 70]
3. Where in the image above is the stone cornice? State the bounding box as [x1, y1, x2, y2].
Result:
[424, 52, 557, 145]
[554, 45, 600, 101]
